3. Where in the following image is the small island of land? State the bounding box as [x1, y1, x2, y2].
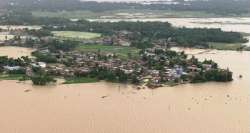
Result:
[0, 8, 245, 88]
[0, 29, 234, 88]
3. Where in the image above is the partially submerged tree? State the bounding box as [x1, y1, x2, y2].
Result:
[30, 70, 57, 86]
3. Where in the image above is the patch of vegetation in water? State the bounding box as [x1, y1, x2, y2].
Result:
[208, 42, 245, 50]
[63, 77, 98, 84]
[30, 74, 57, 86]
[0, 74, 28, 81]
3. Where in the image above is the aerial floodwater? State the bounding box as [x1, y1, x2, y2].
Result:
[0, 48, 250, 133]
[0, 18, 250, 133]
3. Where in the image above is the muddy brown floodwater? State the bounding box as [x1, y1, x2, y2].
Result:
[0, 46, 34, 58]
[0, 48, 250, 133]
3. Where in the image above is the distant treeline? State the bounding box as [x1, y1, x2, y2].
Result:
[3, 0, 250, 15]
[52, 20, 246, 47]
[1, 11, 247, 48]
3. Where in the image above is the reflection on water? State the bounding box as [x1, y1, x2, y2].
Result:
[0, 25, 41, 30]
[0, 49, 250, 133]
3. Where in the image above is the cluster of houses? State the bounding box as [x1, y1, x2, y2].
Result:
[1, 41, 217, 88]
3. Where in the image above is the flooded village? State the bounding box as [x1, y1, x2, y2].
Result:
[1, 0, 250, 133]
[0, 25, 233, 88]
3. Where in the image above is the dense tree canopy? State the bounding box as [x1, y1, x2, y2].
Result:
[43, 20, 246, 47]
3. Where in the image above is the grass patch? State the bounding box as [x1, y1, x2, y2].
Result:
[0, 74, 27, 80]
[208, 42, 244, 50]
[76, 44, 140, 59]
[52, 31, 101, 40]
[63, 77, 98, 84]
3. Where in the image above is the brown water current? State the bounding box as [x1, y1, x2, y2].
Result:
[0, 49, 250, 133]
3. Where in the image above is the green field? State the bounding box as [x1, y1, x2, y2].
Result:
[52, 31, 101, 40]
[208, 42, 244, 50]
[63, 77, 98, 84]
[76, 44, 140, 59]
[0, 74, 27, 80]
